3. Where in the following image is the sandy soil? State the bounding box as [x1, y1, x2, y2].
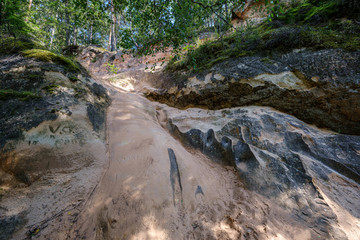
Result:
[62, 77, 360, 240]
[2, 49, 359, 240]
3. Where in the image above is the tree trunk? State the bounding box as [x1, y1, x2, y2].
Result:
[89, 23, 93, 44]
[108, 28, 112, 51]
[50, 27, 56, 49]
[73, 27, 77, 45]
[0, 0, 3, 29]
[110, 0, 116, 51]
[225, 2, 228, 20]
[65, 0, 71, 46]
[25, 0, 33, 22]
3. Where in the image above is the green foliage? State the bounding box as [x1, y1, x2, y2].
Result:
[105, 62, 119, 74]
[278, 0, 360, 24]
[167, 0, 360, 72]
[1, 0, 359, 62]
[0, 89, 41, 101]
[22, 49, 80, 72]
[0, 0, 30, 37]
[0, 0, 287, 55]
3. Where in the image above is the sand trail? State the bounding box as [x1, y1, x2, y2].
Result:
[66, 77, 360, 240]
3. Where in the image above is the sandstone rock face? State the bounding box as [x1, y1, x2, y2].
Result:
[146, 49, 360, 135]
[231, 0, 294, 28]
[3, 44, 358, 239]
[0, 54, 110, 239]
[77, 46, 173, 93]
[231, 0, 268, 28]
[164, 105, 360, 240]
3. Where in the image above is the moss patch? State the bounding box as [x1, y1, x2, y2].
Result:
[42, 84, 60, 94]
[22, 49, 80, 72]
[69, 76, 79, 82]
[0, 37, 44, 55]
[0, 89, 41, 101]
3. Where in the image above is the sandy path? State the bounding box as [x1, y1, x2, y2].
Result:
[67, 88, 240, 239]
[66, 80, 335, 240]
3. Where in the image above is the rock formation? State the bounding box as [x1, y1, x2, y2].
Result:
[0, 48, 110, 239]
[1, 39, 359, 239]
[145, 49, 360, 135]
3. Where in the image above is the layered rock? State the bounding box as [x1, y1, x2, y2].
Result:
[231, 0, 268, 28]
[77, 45, 360, 239]
[163, 105, 360, 239]
[145, 49, 360, 135]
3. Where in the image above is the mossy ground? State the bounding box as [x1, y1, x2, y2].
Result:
[0, 37, 80, 72]
[0, 89, 41, 101]
[22, 49, 80, 72]
[0, 37, 44, 55]
[42, 84, 60, 94]
[167, 0, 360, 72]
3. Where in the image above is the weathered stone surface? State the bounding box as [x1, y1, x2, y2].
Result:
[146, 49, 360, 135]
[165, 105, 360, 239]
[0, 53, 110, 239]
[0, 54, 110, 150]
[0, 212, 26, 240]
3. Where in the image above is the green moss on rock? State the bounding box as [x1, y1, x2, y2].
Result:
[0, 37, 44, 55]
[42, 84, 60, 94]
[0, 89, 41, 101]
[22, 49, 80, 72]
[167, 3, 360, 73]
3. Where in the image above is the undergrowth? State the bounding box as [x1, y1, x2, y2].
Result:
[167, 0, 360, 72]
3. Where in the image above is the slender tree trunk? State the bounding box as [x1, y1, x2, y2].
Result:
[50, 13, 58, 49]
[65, 0, 71, 46]
[89, 23, 93, 44]
[112, 14, 117, 51]
[25, 0, 33, 22]
[66, 25, 71, 46]
[108, 28, 112, 51]
[110, 0, 116, 51]
[73, 27, 77, 45]
[0, 1, 3, 30]
[50, 27, 56, 49]
[225, 2, 228, 20]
